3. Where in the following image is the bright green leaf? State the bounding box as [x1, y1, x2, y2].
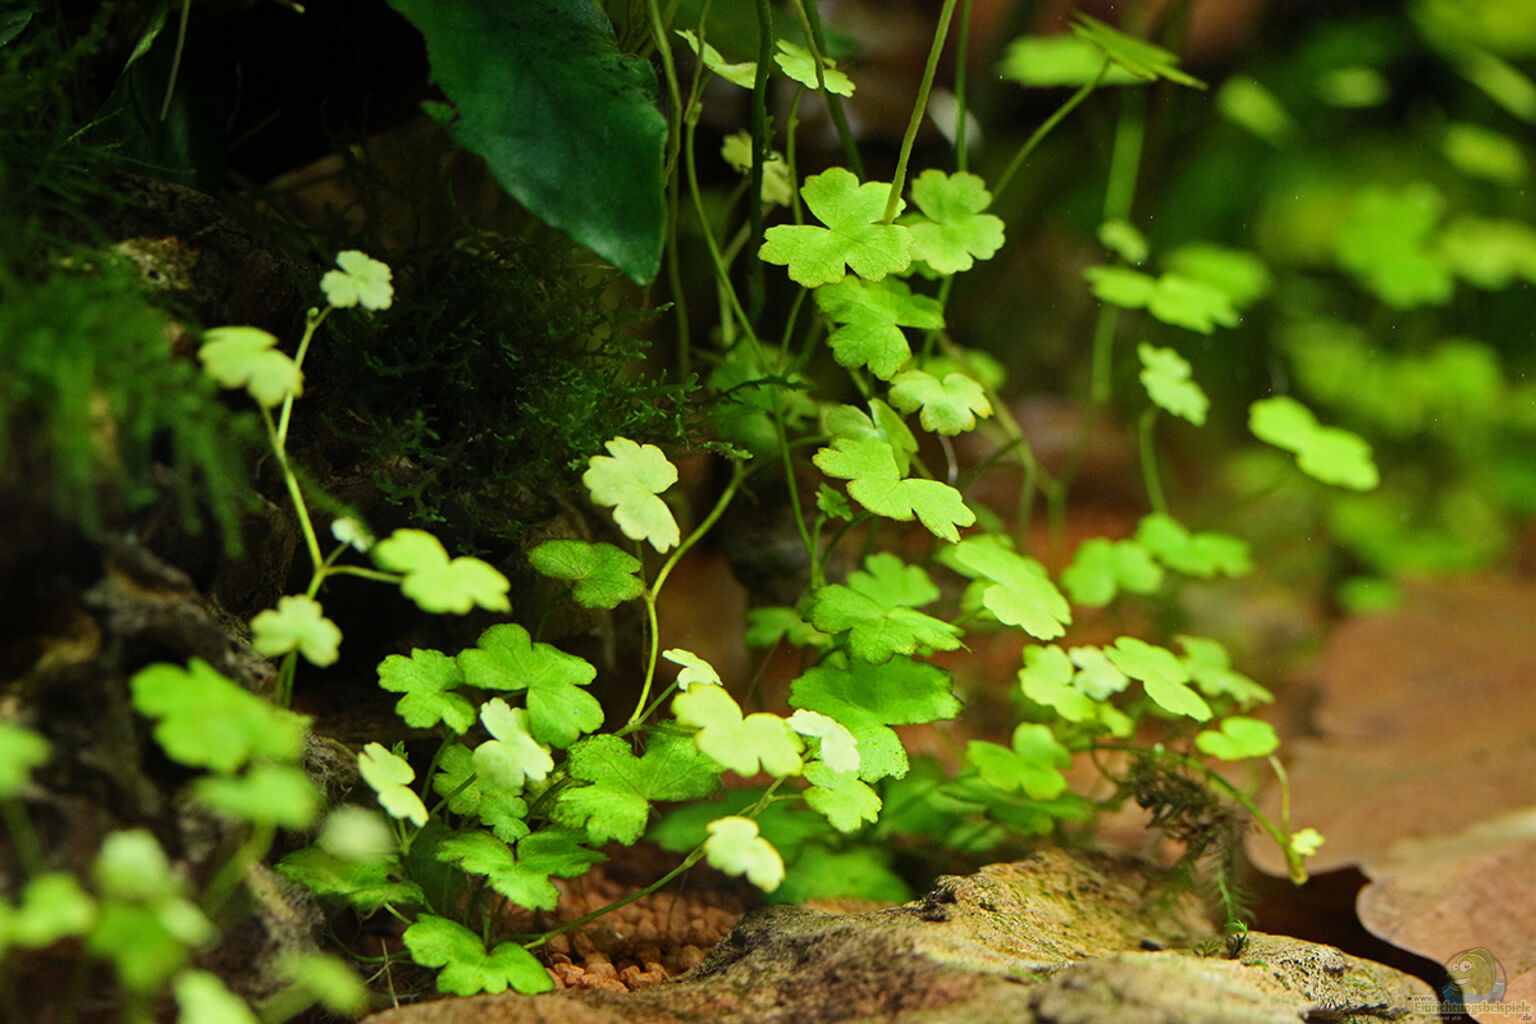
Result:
[174, 970, 258, 1024]
[1250, 396, 1379, 490]
[965, 723, 1070, 799]
[192, 763, 319, 828]
[0, 722, 49, 798]
[1334, 182, 1453, 308]
[1105, 637, 1211, 721]
[672, 685, 803, 778]
[1099, 218, 1148, 263]
[373, 528, 511, 614]
[808, 583, 961, 663]
[377, 649, 475, 734]
[888, 369, 993, 435]
[1084, 266, 1239, 333]
[904, 169, 1005, 274]
[1216, 75, 1294, 143]
[824, 399, 919, 475]
[555, 733, 720, 845]
[1018, 645, 1096, 722]
[359, 742, 428, 827]
[432, 743, 530, 842]
[1071, 13, 1204, 88]
[998, 33, 1136, 87]
[403, 914, 554, 995]
[1138, 344, 1209, 425]
[457, 624, 602, 748]
[814, 276, 943, 380]
[704, 816, 784, 891]
[434, 827, 601, 911]
[721, 131, 793, 205]
[1177, 635, 1273, 707]
[319, 250, 393, 310]
[1440, 215, 1536, 289]
[1195, 716, 1279, 760]
[1290, 827, 1325, 858]
[528, 539, 643, 609]
[677, 29, 757, 89]
[789, 656, 959, 782]
[473, 700, 554, 792]
[4, 873, 95, 949]
[130, 660, 309, 773]
[1442, 122, 1528, 185]
[1059, 537, 1163, 606]
[759, 168, 913, 287]
[813, 436, 975, 541]
[582, 436, 680, 553]
[250, 595, 342, 667]
[744, 606, 834, 650]
[1134, 513, 1252, 578]
[277, 954, 370, 1016]
[198, 326, 301, 408]
[787, 710, 860, 775]
[847, 551, 940, 608]
[1163, 244, 1272, 309]
[802, 762, 880, 832]
[1068, 645, 1130, 700]
[949, 537, 1071, 640]
[317, 806, 396, 862]
[774, 39, 854, 95]
[663, 648, 722, 690]
[276, 847, 425, 913]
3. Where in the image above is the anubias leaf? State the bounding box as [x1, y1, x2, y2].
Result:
[947, 537, 1071, 640]
[888, 370, 993, 435]
[904, 169, 1005, 274]
[704, 816, 784, 891]
[583, 436, 680, 553]
[1249, 396, 1379, 491]
[432, 743, 530, 843]
[458, 624, 602, 748]
[759, 168, 913, 287]
[965, 723, 1071, 800]
[1195, 716, 1279, 761]
[789, 656, 960, 782]
[529, 539, 644, 609]
[1084, 266, 1239, 333]
[358, 743, 428, 827]
[130, 660, 310, 774]
[1138, 344, 1209, 426]
[435, 828, 602, 911]
[814, 276, 943, 380]
[802, 762, 881, 832]
[813, 436, 975, 542]
[198, 326, 302, 408]
[1134, 513, 1252, 578]
[672, 685, 803, 778]
[554, 733, 721, 845]
[774, 39, 854, 95]
[1059, 536, 1162, 606]
[377, 649, 475, 733]
[1104, 637, 1211, 721]
[1334, 182, 1453, 309]
[385, 0, 665, 284]
[1071, 13, 1205, 89]
[403, 914, 553, 996]
[373, 529, 511, 614]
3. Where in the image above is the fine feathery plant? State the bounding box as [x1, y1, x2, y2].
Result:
[0, 5, 1395, 1016]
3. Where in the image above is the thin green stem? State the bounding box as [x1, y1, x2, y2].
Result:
[0, 799, 42, 877]
[748, 0, 773, 321]
[1103, 84, 1147, 225]
[201, 823, 276, 918]
[885, 0, 960, 224]
[683, 87, 761, 353]
[1138, 408, 1168, 515]
[276, 306, 329, 449]
[993, 61, 1106, 199]
[953, 0, 972, 171]
[792, 0, 862, 178]
[521, 845, 708, 948]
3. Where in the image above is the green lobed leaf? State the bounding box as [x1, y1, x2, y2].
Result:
[359, 742, 429, 827]
[191, 763, 319, 829]
[1084, 266, 1239, 333]
[373, 528, 512, 614]
[431, 743, 530, 842]
[787, 710, 861, 775]
[721, 131, 793, 205]
[1138, 344, 1209, 426]
[1071, 13, 1205, 89]
[130, 660, 310, 774]
[1177, 635, 1273, 707]
[814, 276, 943, 380]
[198, 326, 302, 408]
[172, 970, 258, 1024]
[998, 33, 1138, 87]
[553, 733, 720, 845]
[529, 539, 644, 609]
[1249, 396, 1379, 490]
[802, 762, 881, 832]
[964, 723, 1070, 800]
[904, 169, 1005, 274]
[458, 624, 602, 748]
[473, 700, 555, 792]
[1018, 645, 1097, 723]
[275, 847, 425, 913]
[824, 399, 919, 476]
[1134, 513, 1252, 578]
[672, 684, 803, 778]
[676, 29, 757, 89]
[320, 250, 393, 310]
[0, 722, 49, 798]
[1440, 215, 1536, 289]
[403, 914, 554, 995]
[385, 0, 665, 283]
[948, 537, 1072, 640]
[3, 873, 95, 950]
[250, 595, 342, 668]
[582, 436, 680, 553]
[744, 606, 834, 650]
[377, 649, 475, 733]
[1105, 637, 1211, 721]
[1059, 537, 1163, 606]
[1099, 219, 1148, 264]
[774, 39, 854, 95]
[808, 583, 962, 663]
[663, 648, 722, 690]
[813, 436, 976, 542]
[1333, 182, 1453, 308]
[704, 816, 785, 891]
[760, 168, 913, 287]
[1195, 716, 1279, 760]
[888, 370, 993, 435]
[789, 656, 960, 782]
[1163, 244, 1272, 309]
[434, 827, 602, 911]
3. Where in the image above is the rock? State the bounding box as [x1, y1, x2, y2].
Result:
[365, 849, 1435, 1023]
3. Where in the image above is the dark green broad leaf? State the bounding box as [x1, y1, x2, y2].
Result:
[387, 0, 666, 284]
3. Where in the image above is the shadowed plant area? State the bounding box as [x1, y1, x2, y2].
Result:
[1, 0, 1534, 1021]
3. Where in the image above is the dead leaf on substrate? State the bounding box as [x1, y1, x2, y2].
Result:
[367, 849, 1433, 1024]
[1247, 576, 1536, 1013]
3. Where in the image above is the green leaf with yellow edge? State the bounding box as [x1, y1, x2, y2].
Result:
[888, 370, 993, 435]
[0, 722, 49, 799]
[1334, 182, 1453, 309]
[774, 39, 854, 95]
[373, 529, 511, 614]
[965, 723, 1070, 799]
[1059, 536, 1163, 606]
[1134, 513, 1252, 578]
[789, 656, 959, 782]
[1250, 396, 1379, 490]
[554, 733, 721, 845]
[378, 649, 474, 734]
[672, 685, 803, 778]
[582, 437, 680, 553]
[704, 816, 784, 891]
[435, 827, 602, 911]
[1138, 344, 1209, 426]
[359, 742, 428, 827]
[1177, 635, 1273, 707]
[948, 536, 1071, 640]
[904, 169, 1005, 274]
[760, 168, 912, 287]
[1104, 637, 1211, 721]
[198, 326, 302, 408]
[814, 277, 943, 380]
[813, 436, 975, 541]
[458, 624, 602, 748]
[1071, 13, 1205, 89]
[1196, 716, 1279, 760]
[251, 595, 342, 668]
[403, 914, 554, 995]
[431, 743, 529, 843]
[529, 539, 643, 610]
[130, 660, 309, 773]
[803, 762, 881, 832]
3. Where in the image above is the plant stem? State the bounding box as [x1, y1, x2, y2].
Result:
[953, 0, 971, 170]
[521, 845, 708, 948]
[885, 0, 960, 224]
[1138, 408, 1169, 515]
[748, 0, 773, 321]
[201, 823, 276, 918]
[0, 799, 42, 878]
[993, 61, 1106, 199]
[792, 0, 862, 178]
